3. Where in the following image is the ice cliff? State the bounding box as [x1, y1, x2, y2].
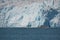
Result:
[0, 0, 60, 28]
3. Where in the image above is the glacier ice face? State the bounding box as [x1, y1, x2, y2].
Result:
[50, 14, 60, 28]
[0, 0, 60, 28]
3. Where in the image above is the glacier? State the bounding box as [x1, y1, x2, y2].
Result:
[0, 0, 60, 28]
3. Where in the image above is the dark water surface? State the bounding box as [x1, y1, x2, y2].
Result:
[0, 28, 60, 40]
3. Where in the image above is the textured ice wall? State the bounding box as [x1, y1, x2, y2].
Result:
[0, 0, 60, 28]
